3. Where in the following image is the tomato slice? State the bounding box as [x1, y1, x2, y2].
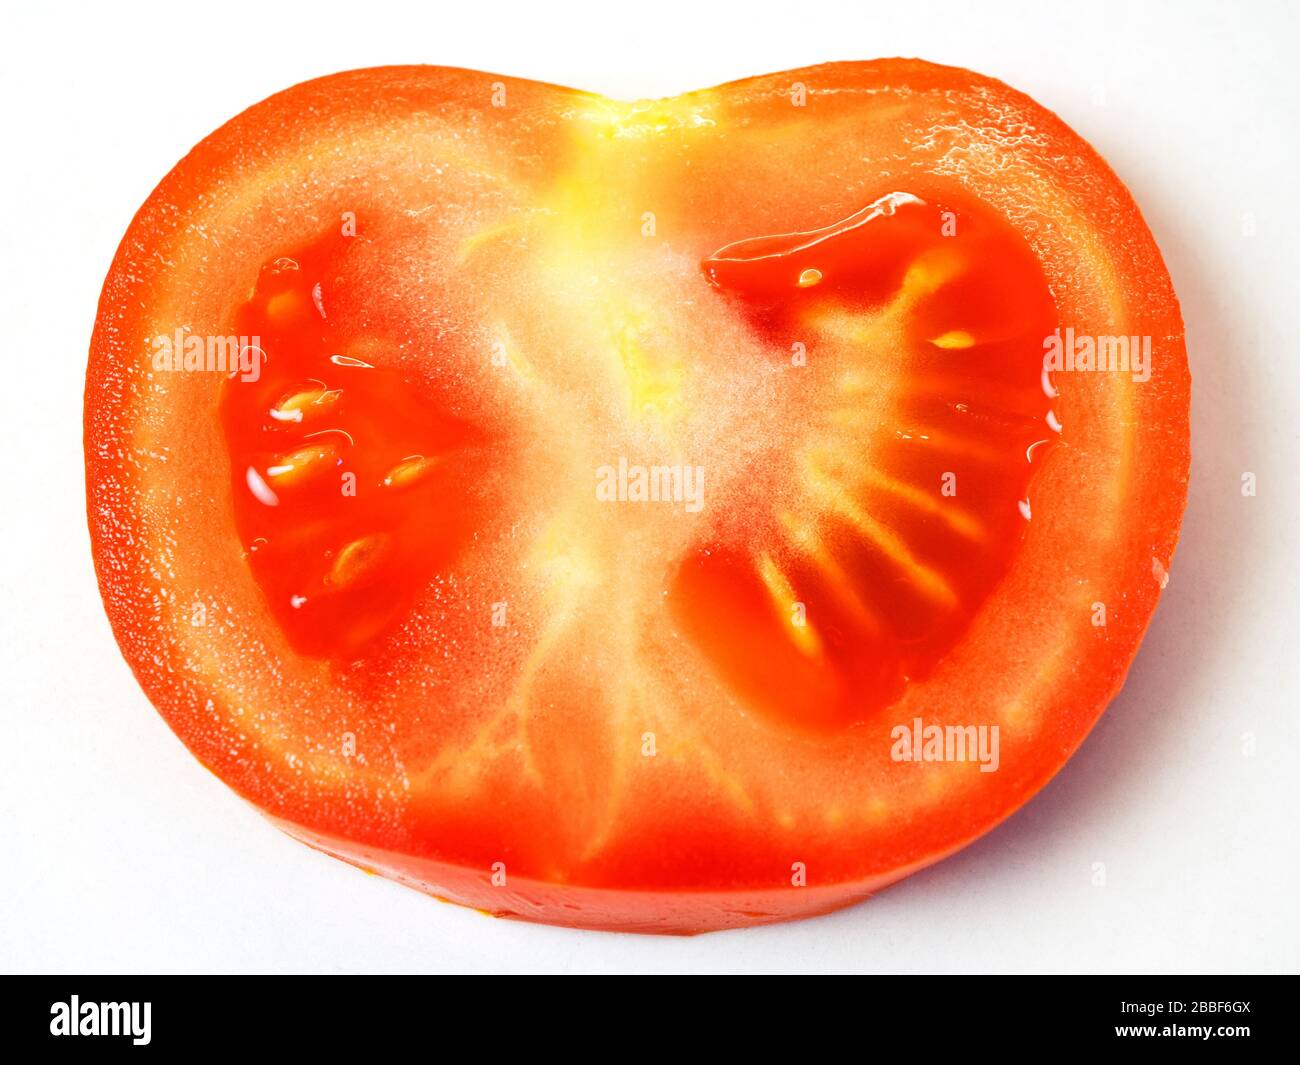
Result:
[86, 61, 1189, 933]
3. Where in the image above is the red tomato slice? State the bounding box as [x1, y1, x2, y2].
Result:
[86, 61, 1189, 933]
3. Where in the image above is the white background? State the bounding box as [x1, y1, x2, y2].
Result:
[2, 0, 1297, 974]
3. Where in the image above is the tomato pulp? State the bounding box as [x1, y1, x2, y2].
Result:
[87, 62, 1189, 933]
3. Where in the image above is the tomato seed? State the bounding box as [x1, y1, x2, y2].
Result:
[382, 455, 438, 489]
[270, 386, 341, 423]
[266, 442, 339, 485]
[327, 534, 391, 589]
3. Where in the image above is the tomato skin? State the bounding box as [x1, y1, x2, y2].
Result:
[275, 816, 948, 934]
[87, 61, 1188, 933]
